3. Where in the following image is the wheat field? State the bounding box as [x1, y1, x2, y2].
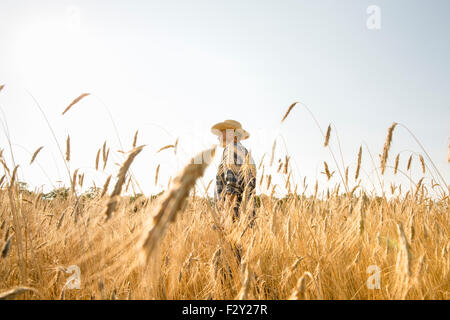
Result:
[0, 98, 448, 300]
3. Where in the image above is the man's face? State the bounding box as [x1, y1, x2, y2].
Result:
[219, 129, 235, 147]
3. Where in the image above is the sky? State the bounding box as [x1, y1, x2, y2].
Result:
[0, 0, 448, 198]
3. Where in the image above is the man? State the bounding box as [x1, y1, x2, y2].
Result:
[211, 120, 256, 225]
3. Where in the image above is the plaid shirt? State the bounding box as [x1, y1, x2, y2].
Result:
[214, 141, 256, 221]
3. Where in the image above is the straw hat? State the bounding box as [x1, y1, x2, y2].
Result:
[211, 119, 250, 140]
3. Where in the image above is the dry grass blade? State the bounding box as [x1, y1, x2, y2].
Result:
[0, 287, 38, 300]
[104, 145, 145, 220]
[140, 146, 216, 263]
[157, 145, 175, 153]
[381, 122, 397, 174]
[324, 124, 331, 147]
[62, 93, 90, 115]
[281, 102, 297, 122]
[0, 84, 4, 92]
[30, 146, 44, 165]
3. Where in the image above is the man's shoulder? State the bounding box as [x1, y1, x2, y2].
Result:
[235, 142, 249, 153]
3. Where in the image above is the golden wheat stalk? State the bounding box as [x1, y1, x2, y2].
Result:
[277, 161, 283, 173]
[10, 165, 19, 185]
[100, 175, 112, 198]
[345, 167, 349, 186]
[104, 145, 145, 220]
[324, 124, 331, 147]
[125, 176, 132, 193]
[102, 141, 107, 163]
[281, 102, 298, 122]
[289, 271, 314, 300]
[66, 135, 71, 162]
[0, 84, 4, 92]
[62, 93, 90, 115]
[394, 153, 400, 174]
[157, 145, 175, 153]
[205, 179, 213, 194]
[414, 177, 424, 199]
[132, 130, 139, 148]
[0, 287, 38, 300]
[380, 122, 397, 174]
[235, 262, 251, 300]
[419, 155, 425, 174]
[289, 275, 306, 300]
[355, 146, 362, 180]
[71, 168, 79, 194]
[314, 180, 318, 199]
[95, 148, 101, 171]
[285, 172, 291, 190]
[396, 222, 412, 277]
[30, 146, 44, 165]
[270, 140, 276, 166]
[448, 140, 450, 163]
[79, 173, 84, 187]
[283, 156, 290, 174]
[140, 146, 216, 263]
[174, 137, 179, 155]
[155, 164, 160, 186]
[103, 148, 110, 171]
[259, 166, 265, 186]
[266, 174, 272, 190]
[1, 235, 12, 258]
[258, 154, 266, 170]
[321, 162, 334, 180]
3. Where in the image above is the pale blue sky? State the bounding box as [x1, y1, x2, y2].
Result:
[0, 0, 448, 197]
